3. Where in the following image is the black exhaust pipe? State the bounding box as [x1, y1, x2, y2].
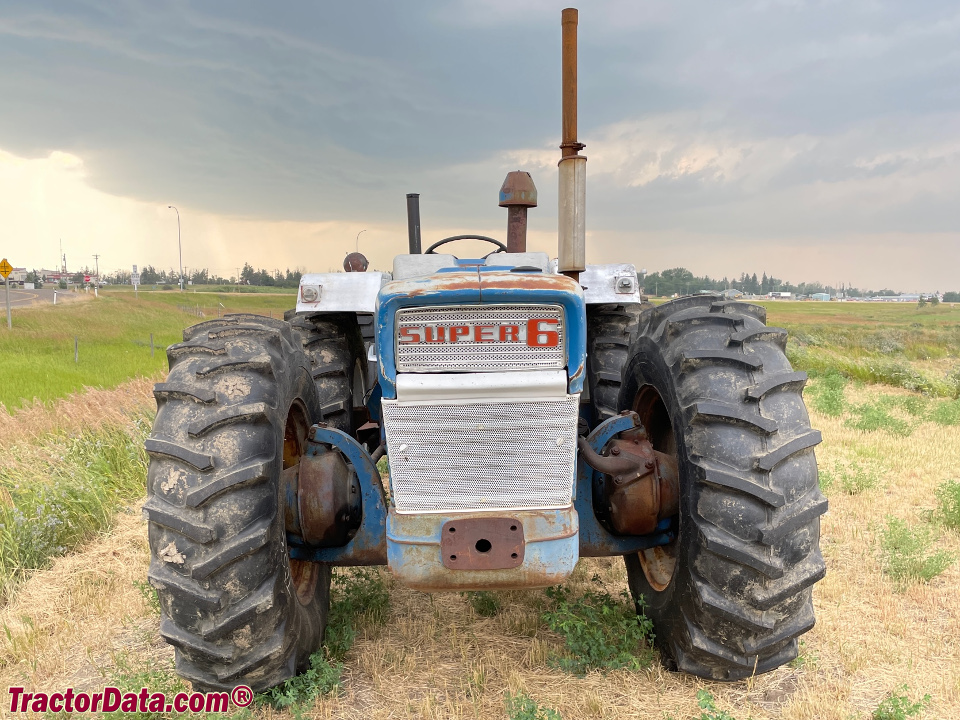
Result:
[406, 193, 422, 254]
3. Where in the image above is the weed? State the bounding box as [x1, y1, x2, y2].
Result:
[947, 366, 960, 399]
[541, 580, 654, 675]
[933, 480, 960, 531]
[879, 517, 955, 589]
[871, 684, 930, 719]
[808, 372, 846, 417]
[505, 691, 563, 720]
[696, 690, 738, 720]
[789, 639, 819, 670]
[258, 648, 342, 713]
[0, 419, 150, 600]
[463, 590, 502, 617]
[845, 402, 914, 436]
[376, 455, 389, 475]
[818, 461, 882, 495]
[930, 399, 960, 426]
[259, 568, 391, 712]
[133, 579, 161, 615]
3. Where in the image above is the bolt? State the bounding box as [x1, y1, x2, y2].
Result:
[611, 447, 621, 456]
[645, 460, 655, 470]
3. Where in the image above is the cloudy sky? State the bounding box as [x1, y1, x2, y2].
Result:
[1, 0, 957, 290]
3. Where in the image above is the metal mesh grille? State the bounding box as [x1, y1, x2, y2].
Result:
[395, 305, 564, 372]
[382, 396, 579, 513]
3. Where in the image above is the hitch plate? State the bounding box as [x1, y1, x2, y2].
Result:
[441, 517, 525, 570]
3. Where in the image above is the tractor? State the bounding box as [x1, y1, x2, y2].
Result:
[144, 8, 826, 691]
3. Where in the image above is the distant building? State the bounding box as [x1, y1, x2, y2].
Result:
[720, 289, 743, 299]
[810, 293, 830, 302]
[769, 291, 793, 299]
[8, 267, 27, 283]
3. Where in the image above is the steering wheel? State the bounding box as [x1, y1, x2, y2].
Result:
[424, 235, 508, 258]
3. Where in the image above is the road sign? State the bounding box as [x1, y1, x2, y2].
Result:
[84, 275, 91, 283]
[133, 264, 138, 275]
[2, 259, 10, 329]
[132, 274, 141, 285]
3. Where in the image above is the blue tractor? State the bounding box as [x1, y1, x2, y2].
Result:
[144, 8, 826, 691]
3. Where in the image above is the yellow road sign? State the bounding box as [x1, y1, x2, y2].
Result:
[0, 259, 12, 279]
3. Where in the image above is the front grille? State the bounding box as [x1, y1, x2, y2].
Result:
[382, 396, 579, 513]
[395, 304, 565, 372]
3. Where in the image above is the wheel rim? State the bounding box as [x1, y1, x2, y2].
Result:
[632, 384, 680, 592]
[283, 401, 320, 606]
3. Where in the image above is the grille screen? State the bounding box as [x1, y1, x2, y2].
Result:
[382, 396, 579, 513]
[395, 304, 565, 372]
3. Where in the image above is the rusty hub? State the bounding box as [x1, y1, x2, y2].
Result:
[281, 423, 362, 556]
[282, 401, 320, 606]
[632, 384, 681, 592]
[578, 425, 679, 537]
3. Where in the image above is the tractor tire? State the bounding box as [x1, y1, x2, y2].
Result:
[287, 313, 366, 435]
[586, 303, 646, 426]
[618, 296, 827, 680]
[144, 314, 331, 691]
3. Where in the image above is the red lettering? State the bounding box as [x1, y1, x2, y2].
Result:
[449, 325, 470, 342]
[64, 688, 74, 713]
[121, 692, 138, 712]
[138, 688, 151, 712]
[205, 692, 229, 713]
[148, 693, 165, 712]
[174, 693, 190, 713]
[527, 318, 560, 347]
[8, 688, 24, 713]
[31, 694, 48, 713]
[74, 693, 90, 712]
[20, 693, 32, 712]
[103, 688, 121, 712]
[500, 325, 520, 342]
[190, 693, 206, 712]
[92, 692, 103, 712]
[49, 694, 63, 713]
[398, 327, 422, 344]
[474, 325, 496, 342]
[425, 326, 446, 342]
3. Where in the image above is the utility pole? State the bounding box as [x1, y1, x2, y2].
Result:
[168, 205, 183, 291]
[92, 254, 100, 283]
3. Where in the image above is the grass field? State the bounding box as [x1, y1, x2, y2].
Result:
[0, 296, 958, 718]
[0, 290, 299, 411]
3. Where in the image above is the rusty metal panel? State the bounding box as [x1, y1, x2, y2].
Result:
[386, 507, 578, 592]
[441, 517, 524, 570]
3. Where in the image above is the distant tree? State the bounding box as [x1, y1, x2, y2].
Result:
[930, 295, 940, 306]
[918, 297, 927, 308]
[944, 291, 960, 303]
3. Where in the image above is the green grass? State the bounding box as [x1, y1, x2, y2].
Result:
[695, 690, 739, 720]
[933, 480, 960, 531]
[505, 692, 563, 720]
[258, 568, 390, 713]
[0, 417, 150, 601]
[463, 590, 503, 617]
[878, 517, 955, 590]
[819, 460, 882, 495]
[807, 372, 847, 416]
[872, 685, 930, 720]
[1, 291, 300, 411]
[764, 301, 960, 397]
[541, 579, 654, 676]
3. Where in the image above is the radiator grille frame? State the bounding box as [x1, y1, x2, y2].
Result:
[395, 304, 566, 373]
[382, 395, 579, 514]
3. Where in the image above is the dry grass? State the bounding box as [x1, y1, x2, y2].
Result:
[0, 377, 155, 449]
[1, 388, 958, 719]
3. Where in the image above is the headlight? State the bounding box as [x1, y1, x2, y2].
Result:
[300, 285, 320, 302]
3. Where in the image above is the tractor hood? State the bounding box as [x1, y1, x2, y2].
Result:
[375, 255, 586, 400]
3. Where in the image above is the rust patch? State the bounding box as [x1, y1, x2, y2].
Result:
[441, 517, 525, 570]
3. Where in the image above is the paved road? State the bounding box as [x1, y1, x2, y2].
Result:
[3, 286, 90, 307]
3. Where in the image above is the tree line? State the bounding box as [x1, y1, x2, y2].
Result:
[639, 267, 952, 299]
